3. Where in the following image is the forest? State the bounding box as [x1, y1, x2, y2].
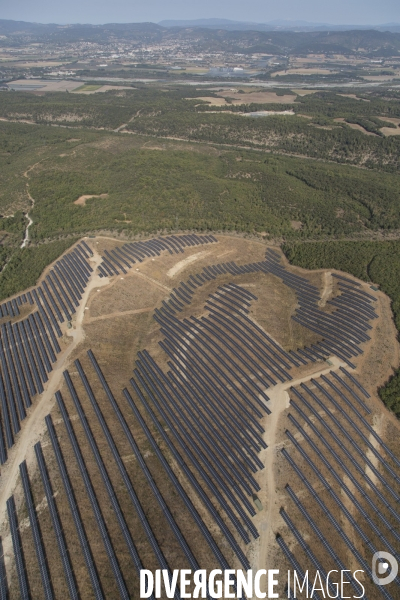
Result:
[283, 240, 400, 417]
[1, 111, 400, 290]
[1, 88, 400, 171]
[0, 239, 77, 300]
[2, 119, 400, 243]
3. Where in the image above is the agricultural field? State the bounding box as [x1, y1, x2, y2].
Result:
[72, 84, 102, 93]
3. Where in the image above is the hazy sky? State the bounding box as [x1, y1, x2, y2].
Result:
[0, 0, 399, 26]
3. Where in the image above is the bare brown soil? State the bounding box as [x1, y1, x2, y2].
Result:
[381, 127, 400, 136]
[338, 94, 369, 101]
[217, 91, 297, 104]
[191, 97, 229, 106]
[192, 92, 297, 106]
[290, 220, 303, 230]
[73, 193, 108, 206]
[334, 118, 378, 136]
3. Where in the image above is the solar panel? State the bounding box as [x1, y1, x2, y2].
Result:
[74, 359, 177, 595]
[20, 461, 54, 600]
[134, 365, 253, 543]
[45, 415, 104, 600]
[35, 442, 79, 600]
[281, 448, 395, 600]
[6, 496, 29, 599]
[86, 350, 237, 574]
[62, 372, 155, 599]
[55, 393, 130, 600]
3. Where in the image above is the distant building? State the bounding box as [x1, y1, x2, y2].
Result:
[208, 67, 251, 77]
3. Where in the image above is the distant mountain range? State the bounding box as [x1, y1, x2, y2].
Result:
[159, 18, 400, 33]
[1, 19, 400, 57]
[1, 18, 400, 35]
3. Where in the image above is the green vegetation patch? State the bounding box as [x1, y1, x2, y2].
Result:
[73, 84, 102, 92]
[0, 238, 78, 301]
[1, 117, 400, 242]
[24, 142, 400, 240]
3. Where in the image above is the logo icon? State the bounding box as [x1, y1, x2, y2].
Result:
[372, 552, 398, 586]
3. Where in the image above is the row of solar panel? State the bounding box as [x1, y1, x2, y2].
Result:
[156, 309, 269, 419]
[94, 250, 395, 598]
[158, 273, 297, 383]
[0, 314, 59, 463]
[274, 330, 399, 599]
[137, 281, 312, 570]
[282, 437, 397, 600]
[287, 421, 400, 559]
[84, 352, 243, 593]
[285, 481, 366, 596]
[98, 234, 218, 277]
[127, 369, 252, 571]
[3, 247, 278, 596]
[262, 250, 380, 370]
[288, 401, 400, 545]
[161, 266, 258, 315]
[134, 352, 259, 540]
[282, 373, 399, 552]
[0, 243, 93, 464]
[3, 379, 168, 596]
[5, 347, 251, 599]
[0, 296, 22, 319]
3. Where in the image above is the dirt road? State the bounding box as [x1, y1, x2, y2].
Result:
[87, 306, 154, 323]
[251, 355, 345, 593]
[167, 251, 209, 278]
[0, 246, 108, 529]
[319, 271, 333, 307]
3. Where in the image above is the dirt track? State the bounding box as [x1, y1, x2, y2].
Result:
[167, 251, 209, 278]
[0, 247, 108, 530]
[318, 271, 333, 306]
[252, 355, 345, 590]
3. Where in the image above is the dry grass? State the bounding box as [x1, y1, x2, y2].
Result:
[381, 127, 400, 136]
[194, 92, 297, 106]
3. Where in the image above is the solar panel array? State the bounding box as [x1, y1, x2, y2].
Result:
[97, 234, 218, 277]
[0, 297, 22, 320]
[278, 371, 399, 600]
[6, 353, 244, 598]
[4, 246, 398, 599]
[0, 243, 93, 464]
[143, 258, 397, 598]
[263, 248, 378, 368]
[159, 248, 378, 372]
